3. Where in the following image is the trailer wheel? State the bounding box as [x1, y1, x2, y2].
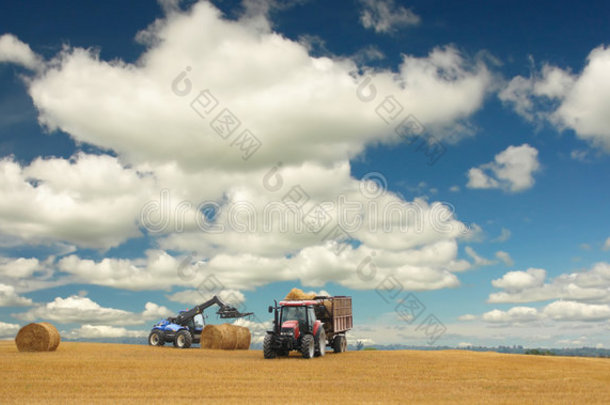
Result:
[173, 330, 192, 349]
[148, 330, 165, 346]
[301, 334, 315, 359]
[333, 335, 347, 353]
[315, 328, 326, 357]
[263, 334, 276, 359]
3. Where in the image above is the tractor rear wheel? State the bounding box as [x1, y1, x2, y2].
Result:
[301, 334, 315, 359]
[333, 335, 347, 353]
[148, 330, 165, 346]
[263, 334, 276, 359]
[173, 330, 192, 349]
[315, 328, 326, 357]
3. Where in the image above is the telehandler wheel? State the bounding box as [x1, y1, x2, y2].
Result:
[333, 335, 347, 353]
[315, 328, 326, 357]
[148, 330, 165, 346]
[263, 334, 276, 359]
[301, 334, 315, 359]
[173, 330, 192, 349]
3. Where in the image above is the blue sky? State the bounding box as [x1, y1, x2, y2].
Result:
[0, 0, 609, 348]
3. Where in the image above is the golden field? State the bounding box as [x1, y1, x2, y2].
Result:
[1, 341, 609, 404]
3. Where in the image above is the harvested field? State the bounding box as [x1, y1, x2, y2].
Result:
[0, 341, 609, 404]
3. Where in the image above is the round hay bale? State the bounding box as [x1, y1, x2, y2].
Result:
[38, 322, 61, 351]
[285, 288, 316, 301]
[200, 324, 240, 350]
[234, 325, 251, 350]
[201, 324, 223, 349]
[15, 322, 60, 352]
[217, 324, 237, 350]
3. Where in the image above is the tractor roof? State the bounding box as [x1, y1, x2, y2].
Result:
[279, 300, 318, 307]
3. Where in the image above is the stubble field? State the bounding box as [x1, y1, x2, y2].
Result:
[1, 341, 609, 404]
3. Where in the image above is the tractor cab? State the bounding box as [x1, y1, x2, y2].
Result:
[280, 302, 316, 337]
[184, 312, 205, 334]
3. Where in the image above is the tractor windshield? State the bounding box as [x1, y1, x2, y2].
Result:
[281, 306, 307, 326]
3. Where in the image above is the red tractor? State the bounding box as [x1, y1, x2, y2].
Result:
[263, 296, 352, 359]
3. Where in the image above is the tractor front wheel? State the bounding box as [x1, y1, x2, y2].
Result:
[173, 330, 192, 349]
[301, 334, 315, 359]
[148, 330, 165, 346]
[263, 334, 276, 359]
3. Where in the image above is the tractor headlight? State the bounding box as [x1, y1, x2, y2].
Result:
[280, 328, 294, 336]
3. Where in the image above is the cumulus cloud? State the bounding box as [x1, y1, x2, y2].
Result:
[13, 295, 172, 325]
[482, 306, 540, 324]
[458, 314, 476, 321]
[489, 262, 610, 304]
[65, 324, 147, 339]
[466, 144, 540, 192]
[59, 239, 469, 292]
[543, 300, 610, 322]
[0, 34, 42, 70]
[0, 284, 33, 307]
[481, 300, 610, 325]
[0, 257, 41, 279]
[501, 46, 610, 152]
[603, 237, 610, 251]
[359, 0, 420, 34]
[0, 154, 156, 249]
[492, 268, 546, 291]
[166, 288, 245, 306]
[0, 1, 491, 292]
[0, 321, 20, 338]
[27, 1, 490, 173]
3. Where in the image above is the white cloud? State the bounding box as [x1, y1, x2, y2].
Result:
[59, 239, 468, 292]
[0, 284, 33, 307]
[66, 324, 147, 339]
[495, 251, 514, 266]
[166, 288, 245, 306]
[0, 257, 41, 279]
[482, 306, 540, 324]
[481, 301, 610, 325]
[359, 0, 420, 34]
[0, 34, 42, 70]
[13, 295, 172, 325]
[501, 46, 610, 152]
[0, 154, 156, 249]
[27, 1, 490, 173]
[466, 144, 540, 192]
[465, 246, 494, 267]
[1, 1, 491, 293]
[543, 300, 610, 322]
[458, 314, 476, 321]
[602, 237, 610, 251]
[553, 46, 610, 150]
[491, 268, 546, 291]
[489, 262, 610, 304]
[0, 321, 20, 338]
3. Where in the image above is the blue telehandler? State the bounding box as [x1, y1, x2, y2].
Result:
[148, 295, 252, 348]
